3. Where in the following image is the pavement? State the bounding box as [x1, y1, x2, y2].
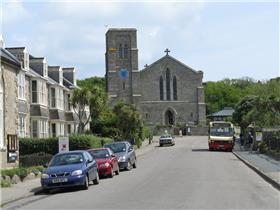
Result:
[233, 140, 280, 190]
[0, 138, 157, 207]
[2, 136, 279, 210]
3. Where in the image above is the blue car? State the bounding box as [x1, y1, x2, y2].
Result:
[41, 150, 99, 191]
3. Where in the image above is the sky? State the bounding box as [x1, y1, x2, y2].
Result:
[1, 0, 279, 82]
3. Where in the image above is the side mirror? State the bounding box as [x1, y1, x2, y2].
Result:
[111, 154, 116, 157]
[43, 163, 48, 168]
[128, 147, 133, 152]
[87, 159, 93, 164]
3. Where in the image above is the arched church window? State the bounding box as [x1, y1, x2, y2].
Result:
[124, 43, 128, 59]
[118, 44, 124, 59]
[166, 68, 171, 100]
[173, 76, 177, 100]
[159, 76, 163, 100]
[0, 72, 4, 148]
[122, 81, 126, 90]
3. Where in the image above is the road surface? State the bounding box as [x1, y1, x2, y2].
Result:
[4, 136, 280, 209]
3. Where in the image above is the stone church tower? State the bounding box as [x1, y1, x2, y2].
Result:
[105, 28, 207, 134]
[105, 29, 141, 106]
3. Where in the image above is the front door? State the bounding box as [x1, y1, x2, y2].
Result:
[165, 110, 174, 125]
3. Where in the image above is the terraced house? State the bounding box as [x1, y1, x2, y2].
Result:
[0, 43, 86, 168]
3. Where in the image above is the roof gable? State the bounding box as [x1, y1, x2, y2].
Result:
[140, 55, 202, 74]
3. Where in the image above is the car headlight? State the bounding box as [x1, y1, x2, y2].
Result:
[118, 156, 126, 162]
[41, 173, 49, 179]
[100, 162, 110, 167]
[71, 170, 83, 176]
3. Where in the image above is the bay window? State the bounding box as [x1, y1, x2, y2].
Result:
[0, 74, 4, 147]
[32, 119, 48, 138]
[31, 80, 47, 105]
[18, 72, 25, 100]
[18, 114, 25, 138]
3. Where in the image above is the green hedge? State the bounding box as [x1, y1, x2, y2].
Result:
[19, 135, 113, 156]
[19, 152, 53, 167]
[1, 166, 44, 180]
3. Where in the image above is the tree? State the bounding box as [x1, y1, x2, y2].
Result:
[232, 95, 258, 133]
[77, 77, 105, 91]
[72, 88, 92, 134]
[113, 101, 144, 147]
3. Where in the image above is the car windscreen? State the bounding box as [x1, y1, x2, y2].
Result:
[210, 127, 234, 137]
[89, 149, 110, 159]
[49, 153, 84, 166]
[105, 143, 126, 153]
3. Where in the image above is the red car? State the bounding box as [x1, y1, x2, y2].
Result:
[88, 148, 119, 178]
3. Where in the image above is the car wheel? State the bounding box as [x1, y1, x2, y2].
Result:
[115, 166, 120, 175]
[83, 175, 89, 190]
[93, 172, 100, 185]
[209, 148, 213, 151]
[126, 161, 132, 171]
[159, 144, 162, 147]
[133, 159, 137, 168]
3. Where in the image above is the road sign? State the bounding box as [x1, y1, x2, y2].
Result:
[59, 137, 69, 153]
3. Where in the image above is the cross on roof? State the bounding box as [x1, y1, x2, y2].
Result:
[144, 64, 149, 68]
[164, 48, 170, 55]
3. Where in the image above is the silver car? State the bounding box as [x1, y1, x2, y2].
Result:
[104, 141, 137, 170]
[159, 135, 175, 147]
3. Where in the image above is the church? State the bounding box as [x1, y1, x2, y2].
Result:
[105, 28, 207, 134]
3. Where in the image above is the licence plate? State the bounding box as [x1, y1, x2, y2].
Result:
[52, 178, 68, 183]
[219, 145, 224, 148]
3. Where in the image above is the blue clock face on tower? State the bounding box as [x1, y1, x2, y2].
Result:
[119, 68, 129, 79]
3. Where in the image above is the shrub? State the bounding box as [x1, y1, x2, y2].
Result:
[19, 153, 52, 167]
[20, 135, 113, 156]
[19, 137, 58, 155]
[259, 141, 268, 154]
[1, 180, 11, 188]
[1, 166, 45, 181]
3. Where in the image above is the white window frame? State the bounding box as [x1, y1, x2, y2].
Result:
[31, 119, 38, 138]
[31, 79, 47, 106]
[18, 71, 25, 100]
[24, 51, 29, 70]
[31, 80, 38, 104]
[39, 119, 48, 138]
[50, 87, 56, 108]
[0, 71, 4, 147]
[18, 114, 26, 138]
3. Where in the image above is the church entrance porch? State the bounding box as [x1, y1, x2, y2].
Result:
[164, 109, 176, 126]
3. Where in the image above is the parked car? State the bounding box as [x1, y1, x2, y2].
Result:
[88, 148, 119, 178]
[159, 134, 175, 147]
[104, 141, 137, 170]
[41, 150, 99, 191]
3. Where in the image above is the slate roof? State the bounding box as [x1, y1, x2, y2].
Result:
[0, 47, 21, 67]
[140, 54, 202, 74]
[210, 107, 235, 117]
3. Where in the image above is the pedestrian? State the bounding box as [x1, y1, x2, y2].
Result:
[240, 133, 244, 146]
[248, 131, 254, 153]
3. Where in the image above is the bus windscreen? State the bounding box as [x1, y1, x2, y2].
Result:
[210, 127, 234, 137]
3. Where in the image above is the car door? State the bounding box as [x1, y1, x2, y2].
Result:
[108, 148, 117, 170]
[85, 152, 95, 180]
[127, 143, 136, 164]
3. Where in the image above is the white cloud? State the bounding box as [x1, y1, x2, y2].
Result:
[2, 1, 30, 24]
[45, 1, 122, 20]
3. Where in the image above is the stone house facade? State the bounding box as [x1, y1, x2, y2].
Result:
[0, 44, 88, 168]
[105, 28, 207, 134]
[0, 47, 21, 168]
